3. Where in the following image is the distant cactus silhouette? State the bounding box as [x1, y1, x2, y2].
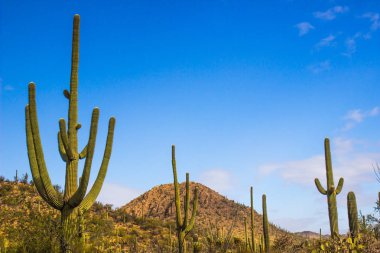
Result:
[171, 145, 199, 253]
[25, 14, 115, 252]
[314, 138, 344, 237]
[347, 191, 358, 238]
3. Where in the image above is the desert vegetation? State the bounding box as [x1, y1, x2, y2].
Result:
[1, 14, 380, 253]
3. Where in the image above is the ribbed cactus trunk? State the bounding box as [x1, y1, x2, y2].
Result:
[171, 145, 199, 253]
[25, 15, 115, 253]
[262, 194, 270, 253]
[314, 138, 344, 238]
[347, 192, 358, 238]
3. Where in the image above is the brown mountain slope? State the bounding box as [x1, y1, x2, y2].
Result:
[120, 182, 287, 240]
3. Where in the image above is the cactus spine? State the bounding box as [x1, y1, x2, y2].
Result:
[262, 194, 270, 253]
[171, 145, 199, 253]
[347, 191, 358, 238]
[250, 186, 256, 252]
[25, 14, 116, 252]
[314, 138, 344, 237]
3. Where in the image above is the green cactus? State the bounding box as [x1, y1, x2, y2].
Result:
[314, 138, 344, 237]
[250, 186, 256, 253]
[14, 170, 18, 183]
[262, 194, 270, 253]
[25, 14, 115, 252]
[347, 191, 358, 238]
[244, 217, 248, 251]
[171, 145, 199, 253]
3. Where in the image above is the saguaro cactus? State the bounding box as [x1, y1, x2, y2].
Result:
[262, 194, 270, 253]
[250, 186, 256, 253]
[25, 14, 116, 252]
[314, 138, 344, 237]
[347, 191, 358, 238]
[171, 145, 199, 253]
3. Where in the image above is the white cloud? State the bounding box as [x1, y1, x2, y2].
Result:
[307, 60, 331, 74]
[314, 6, 349, 21]
[316, 34, 336, 48]
[0, 78, 14, 92]
[295, 22, 315, 36]
[197, 169, 235, 194]
[363, 12, 380, 31]
[259, 137, 380, 189]
[342, 107, 379, 130]
[97, 182, 142, 208]
[3, 85, 14, 91]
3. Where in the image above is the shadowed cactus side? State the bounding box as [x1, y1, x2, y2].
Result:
[262, 194, 270, 253]
[25, 14, 116, 252]
[314, 138, 344, 238]
[347, 191, 359, 238]
[171, 145, 199, 253]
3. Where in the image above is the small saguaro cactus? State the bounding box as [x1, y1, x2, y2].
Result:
[314, 138, 344, 237]
[250, 186, 256, 253]
[171, 145, 199, 253]
[262, 194, 270, 253]
[347, 191, 359, 238]
[25, 14, 116, 252]
[244, 217, 248, 251]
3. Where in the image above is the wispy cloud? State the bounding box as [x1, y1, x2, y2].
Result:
[3, 85, 14, 91]
[197, 169, 236, 194]
[316, 34, 336, 48]
[314, 6, 349, 21]
[295, 22, 315, 36]
[307, 60, 331, 74]
[342, 107, 379, 130]
[259, 137, 380, 189]
[97, 182, 142, 208]
[362, 12, 380, 31]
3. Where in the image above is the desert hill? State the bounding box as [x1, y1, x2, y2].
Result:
[121, 181, 287, 239]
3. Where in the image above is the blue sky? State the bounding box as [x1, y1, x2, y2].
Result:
[1, 0, 379, 233]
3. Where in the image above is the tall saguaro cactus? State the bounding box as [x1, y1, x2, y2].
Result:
[25, 14, 116, 252]
[262, 194, 270, 253]
[171, 145, 199, 253]
[250, 186, 256, 253]
[347, 192, 358, 238]
[314, 138, 344, 237]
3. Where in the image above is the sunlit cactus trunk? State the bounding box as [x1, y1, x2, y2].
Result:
[314, 138, 344, 238]
[25, 14, 116, 252]
[171, 145, 199, 253]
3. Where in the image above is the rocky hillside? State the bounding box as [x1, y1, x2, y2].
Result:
[120, 182, 287, 239]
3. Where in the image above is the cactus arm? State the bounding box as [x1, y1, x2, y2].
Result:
[183, 173, 190, 228]
[78, 117, 115, 211]
[28, 83, 63, 209]
[184, 187, 198, 233]
[335, 178, 344, 195]
[59, 119, 75, 160]
[79, 145, 88, 159]
[172, 145, 183, 228]
[69, 108, 99, 207]
[26, 105, 52, 204]
[315, 178, 327, 195]
[57, 132, 68, 162]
